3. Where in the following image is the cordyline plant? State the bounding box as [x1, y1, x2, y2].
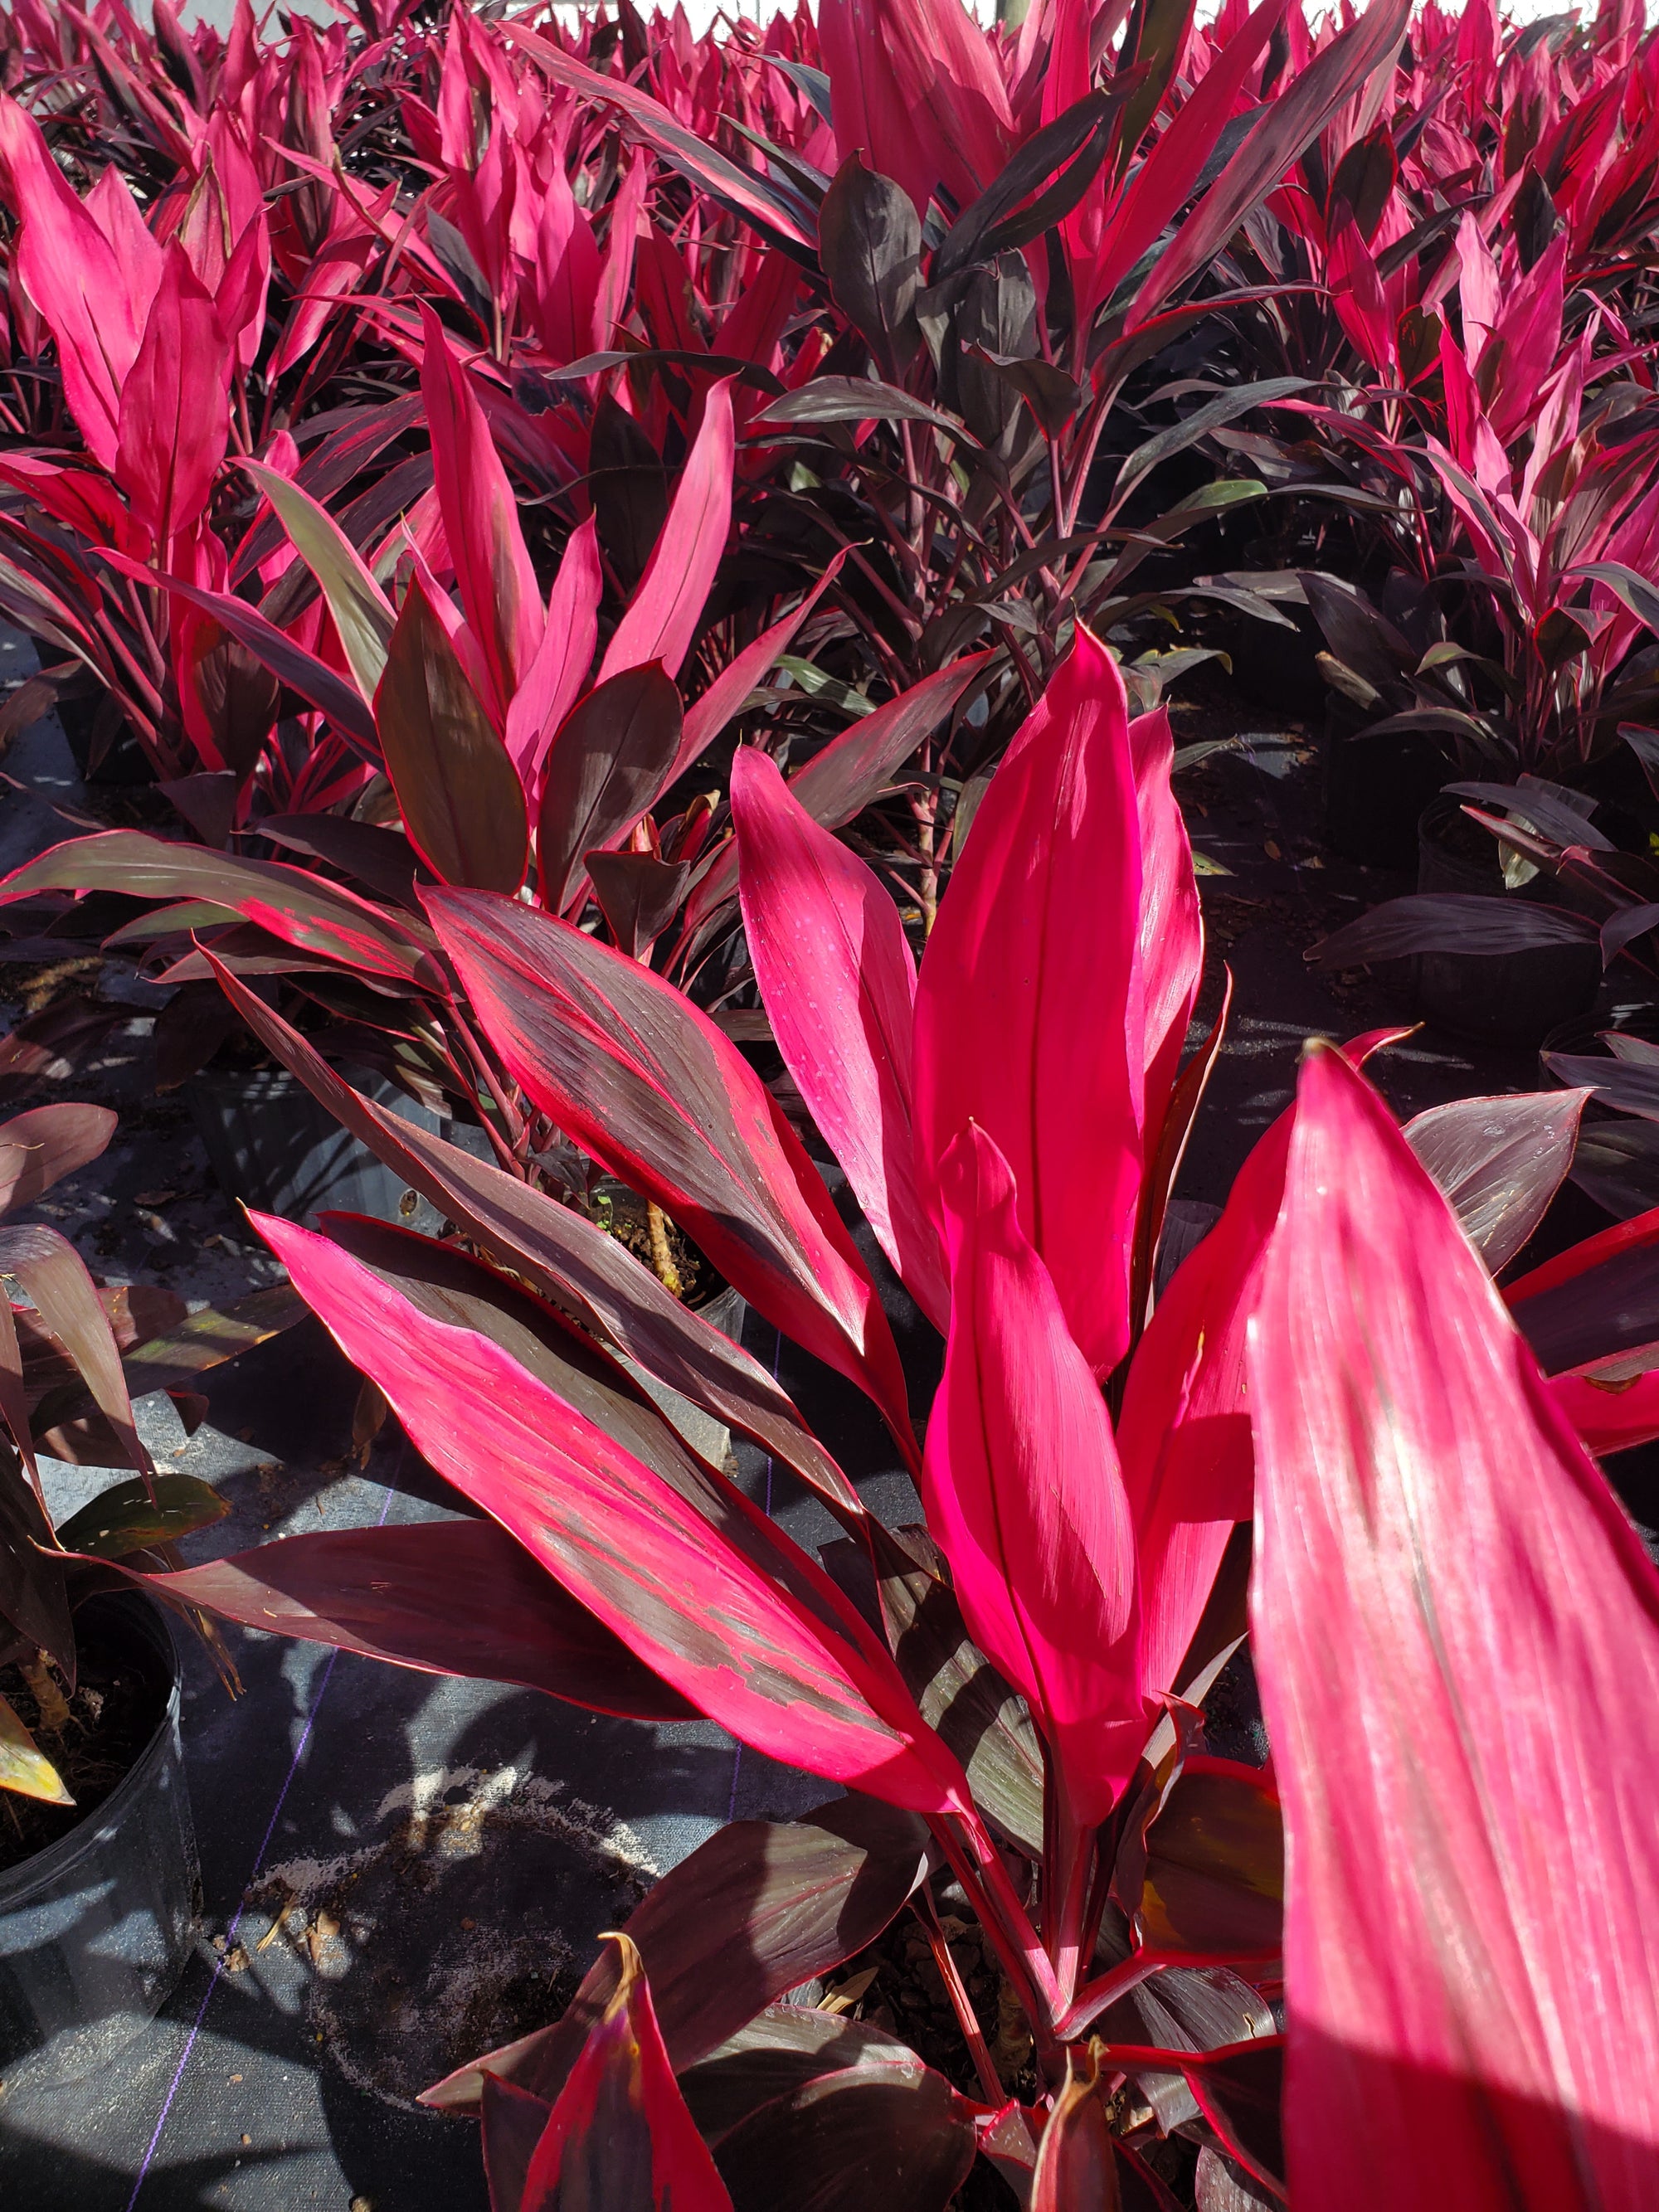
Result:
[0, 1092, 302, 1806]
[90, 631, 1659, 2205]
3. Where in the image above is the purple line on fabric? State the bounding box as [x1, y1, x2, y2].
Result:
[126, 1454, 406, 2209]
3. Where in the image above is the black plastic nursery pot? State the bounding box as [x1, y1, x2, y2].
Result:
[187, 1063, 455, 1232]
[1323, 713, 1453, 873]
[1413, 795, 1602, 1045]
[0, 1592, 199, 2087]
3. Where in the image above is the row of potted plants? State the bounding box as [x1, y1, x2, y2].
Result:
[1, 0, 1658, 2203]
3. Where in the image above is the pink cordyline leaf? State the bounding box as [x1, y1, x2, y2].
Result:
[504, 513, 601, 791]
[1088, 0, 1288, 313]
[1248, 1043, 1659, 2212]
[820, 0, 1013, 218]
[1115, 1029, 1412, 1699]
[1130, 704, 1204, 1153]
[418, 304, 542, 722]
[596, 377, 737, 687]
[1114, 1113, 1285, 1701]
[518, 1934, 733, 2212]
[672, 550, 849, 784]
[422, 886, 918, 1457]
[733, 747, 947, 1330]
[1545, 1369, 1659, 1457]
[923, 1124, 1147, 1826]
[0, 95, 145, 470]
[253, 1213, 967, 1816]
[913, 625, 1145, 1379]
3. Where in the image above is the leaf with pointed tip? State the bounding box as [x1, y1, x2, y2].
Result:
[56, 1473, 227, 1559]
[114, 241, 231, 555]
[505, 515, 602, 792]
[0, 1688, 72, 1806]
[755, 378, 979, 445]
[426, 1796, 928, 2112]
[241, 459, 396, 705]
[1249, 1044, 1659, 2212]
[914, 627, 1143, 1378]
[518, 1933, 733, 2211]
[419, 304, 541, 722]
[924, 1125, 1147, 1825]
[423, 887, 916, 1453]
[0, 1224, 149, 1482]
[538, 665, 683, 914]
[1034, 2051, 1119, 2212]
[141, 1517, 692, 1722]
[373, 580, 528, 895]
[1128, 0, 1412, 329]
[254, 1212, 964, 1816]
[1405, 1089, 1589, 1275]
[0, 1104, 115, 1216]
[1504, 1206, 1659, 1381]
[820, 156, 922, 381]
[499, 23, 815, 254]
[202, 958, 861, 1517]
[1112, 382, 1311, 517]
[0, 831, 435, 988]
[599, 380, 737, 688]
[95, 547, 378, 751]
[732, 747, 946, 1329]
[1311, 893, 1598, 965]
[586, 853, 691, 962]
[673, 552, 849, 784]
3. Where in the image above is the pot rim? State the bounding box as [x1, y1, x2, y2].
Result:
[0, 1591, 183, 1910]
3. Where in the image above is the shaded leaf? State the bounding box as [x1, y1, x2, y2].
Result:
[425, 1797, 929, 2111]
[518, 1932, 733, 2211]
[538, 665, 683, 914]
[1404, 1089, 1590, 1273]
[373, 581, 528, 895]
[144, 1518, 692, 1721]
[56, 1472, 227, 1559]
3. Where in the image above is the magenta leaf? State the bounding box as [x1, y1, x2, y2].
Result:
[1249, 1043, 1659, 2211]
[732, 746, 946, 1330]
[253, 1212, 966, 1816]
[423, 887, 917, 1454]
[914, 625, 1144, 1378]
[518, 1934, 733, 2212]
[923, 1125, 1147, 1825]
[141, 1519, 693, 1721]
[419, 303, 542, 722]
[597, 377, 736, 687]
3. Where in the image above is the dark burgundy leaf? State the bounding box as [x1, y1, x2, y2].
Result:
[143, 1519, 692, 1721]
[1404, 1090, 1590, 1273]
[586, 851, 692, 960]
[203, 960, 862, 1516]
[421, 1796, 927, 2111]
[1311, 894, 1598, 966]
[373, 581, 528, 895]
[538, 664, 683, 913]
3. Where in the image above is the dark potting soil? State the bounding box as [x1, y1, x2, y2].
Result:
[0, 1626, 168, 1873]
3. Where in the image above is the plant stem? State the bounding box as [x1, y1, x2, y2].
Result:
[912, 1895, 1005, 2105]
[646, 1202, 684, 1297]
